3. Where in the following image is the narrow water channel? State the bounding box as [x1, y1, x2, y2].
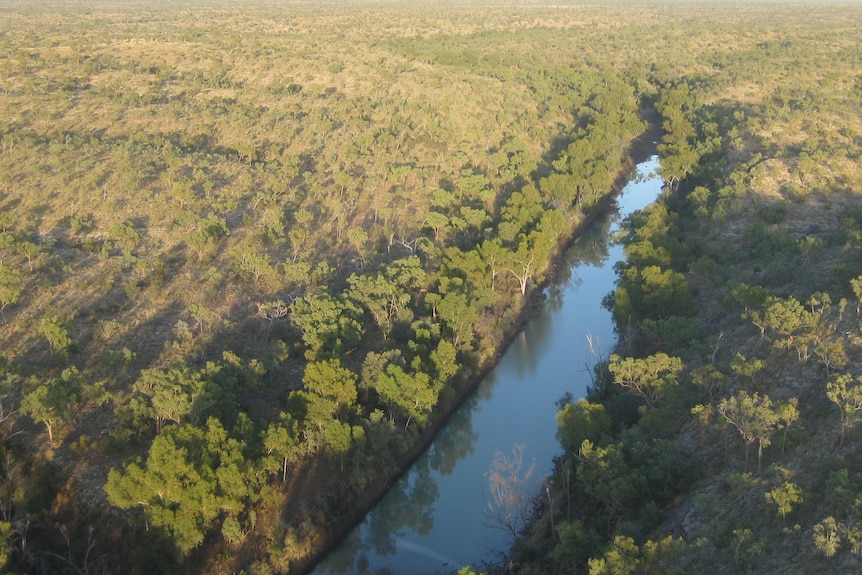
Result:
[312, 155, 664, 575]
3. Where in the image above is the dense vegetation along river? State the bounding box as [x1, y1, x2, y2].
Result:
[312, 156, 664, 575]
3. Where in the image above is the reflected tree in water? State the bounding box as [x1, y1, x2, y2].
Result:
[482, 444, 541, 540]
[367, 458, 440, 555]
[428, 397, 479, 477]
[319, 458, 441, 574]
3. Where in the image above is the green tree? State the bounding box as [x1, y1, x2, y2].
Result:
[132, 366, 217, 432]
[21, 367, 81, 446]
[539, 172, 580, 212]
[38, 317, 72, 355]
[850, 275, 862, 314]
[370, 363, 437, 429]
[588, 535, 639, 575]
[749, 296, 814, 352]
[730, 353, 766, 388]
[0, 266, 22, 311]
[424, 211, 450, 242]
[186, 214, 229, 261]
[104, 419, 258, 556]
[826, 373, 862, 446]
[609, 265, 694, 327]
[557, 398, 612, 455]
[608, 353, 683, 409]
[813, 516, 841, 558]
[814, 339, 847, 375]
[765, 481, 803, 527]
[188, 303, 222, 335]
[440, 245, 498, 308]
[552, 519, 604, 567]
[231, 244, 274, 284]
[730, 282, 770, 312]
[717, 391, 782, 472]
[777, 397, 800, 458]
[426, 289, 479, 349]
[0, 521, 11, 571]
[302, 358, 358, 418]
[346, 226, 369, 262]
[107, 219, 141, 258]
[263, 412, 300, 482]
[691, 364, 725, 403]
[577, 440, 643, 528]
[588, 534, 688, 575]
[322, 419, 354, 470]
[430, 339, 459, 383]
[290, 291, 365, 360]
[347, 256, 425, 341]
[656, 83, 700, 190]
[639, 266, 694, 320]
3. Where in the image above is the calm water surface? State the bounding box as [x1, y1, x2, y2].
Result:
[312, 156, 664, 575]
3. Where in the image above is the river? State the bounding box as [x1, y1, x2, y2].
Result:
[311, 155, 664, 575]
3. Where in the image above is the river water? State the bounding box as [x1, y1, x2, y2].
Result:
[312, 155, 663, 575]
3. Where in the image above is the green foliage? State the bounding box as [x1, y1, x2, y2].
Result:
[302, 358, 358, 418]
[588, 535, 688, 575]
[826, 374, 862, 446]
[0, 520, 11, 570]
[38, 317, 72, 355]
[609, 263, 695, 330]
[290, 291, 365, 360]
[656, 84, 700, 191]
[621, 203, 683, 268]
[105, 419, 260, 556]
[717, 391, 783, 472]
[557, 398, 612, 455]
[765, 481, 803, 526]
[552, 519, 604, 566]
[21, 367, 81, 445]
[367, 363, 437, 429]
[131, 353, 255, 433]
[347, 256, 425, 342]
[231, 244, 274, 285]
[636, 316, 701, 355]
[608, 353, 683, 409]
[186, 214, 229, 261]
[577, 440, 644, 523]
[132, 366, 216, 432]
[536, 5, 862, 575]
[107, 219, 141, 258]
[588, 535, 639, 575]
[730, 282, 770, 312]
[0, 266, 22, 311]
[813, 517, 841, 558]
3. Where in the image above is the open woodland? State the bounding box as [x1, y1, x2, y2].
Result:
[0, 1, 861, 573]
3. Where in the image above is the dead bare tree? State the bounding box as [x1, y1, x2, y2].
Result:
[482, 444, 541, 540]
[256, 299, 290, 341]
[584, 333, 609, 394]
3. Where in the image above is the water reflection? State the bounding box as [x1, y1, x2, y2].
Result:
[321, 458, 442, 574]
[509, 207, 618, 382]
[428, 398, 479, 477]
[312, 156, 662, 575]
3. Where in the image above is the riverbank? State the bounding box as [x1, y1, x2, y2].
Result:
[295, 109, 663, 575]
